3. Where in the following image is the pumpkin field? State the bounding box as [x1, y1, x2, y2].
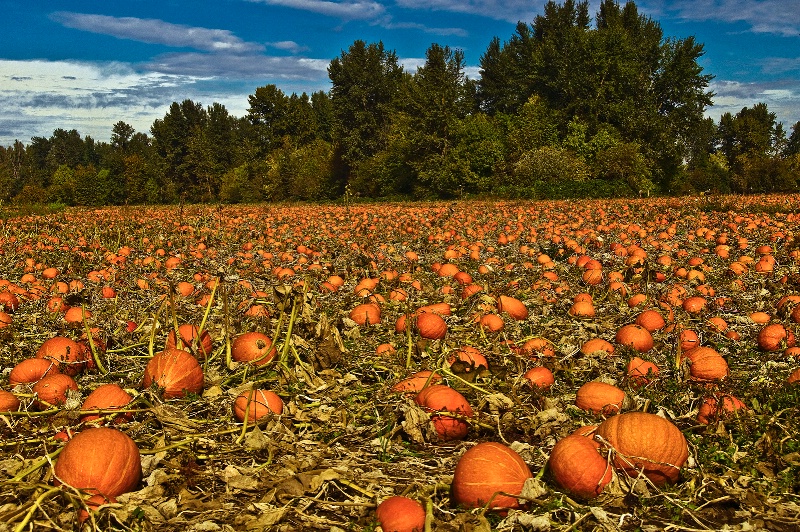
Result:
[1, 195, 800, 531]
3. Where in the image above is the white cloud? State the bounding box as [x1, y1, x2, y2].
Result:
[268, 41, 311, 53]
[0, 58, 331, 145]
[247, 0, 386, 20]
[51, 12, 265, 53]
[144, 52, 330, 79]
[393, 0, 539, 23]
[708, 79, 800, 127]
[641, 0, 800, 37]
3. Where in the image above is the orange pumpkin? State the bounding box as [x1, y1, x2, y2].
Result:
[548, 433, 613, 499]
[54, 427, 141, 498]
[688, 348, 729, 381]
[615, 324, 654, 352]
[32, 373, 79, 409]
[166, 324, 213, 359]
[635, 310, 665, 332]
[497, 295, 528, 320]
[523, 366, 555, 389]
[0, 390, 20, 412]
[9, 358, 60, 386]
[231, 332, 277, 366]
[142, 348, 204, 399]
[35, 336, 86, 376]
[580, 338, 615, 356]
[391, 370, 441, 394]
[595, 412, 688, 486]
[575, 381, 626, 414]
[233, 389, 283, 423]
[375, 496, 425, 532]
[80, 383, 134, 425]
[448, 346, 488, 373]
[696, 394, 747, 424]
[416, 312, 447, 340]
[757, 323, 796, 352]
[349, 303, 381, 326]
[414, 385, 472, 441]
[627, 357, 659, 387]
[451, 442, 533, 511]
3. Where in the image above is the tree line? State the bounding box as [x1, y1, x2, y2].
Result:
[1, 0, 798, 206]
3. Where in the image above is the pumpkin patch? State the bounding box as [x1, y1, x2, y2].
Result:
[0, 197, 798, 528]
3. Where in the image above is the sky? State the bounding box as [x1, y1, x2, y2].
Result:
[1, 0, 798, 147]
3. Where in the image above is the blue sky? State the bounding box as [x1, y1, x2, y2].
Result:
[1, 0, 798, 146]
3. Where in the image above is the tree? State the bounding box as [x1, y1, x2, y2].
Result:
[328, 40, 404, 178]
[111, 122, 135, 151]
[405, 44, 474, 196]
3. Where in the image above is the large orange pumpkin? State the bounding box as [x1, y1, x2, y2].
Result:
[54, 427, 141, 498]
[696, 394, 747, 424]
[757, 323, 796, 352]
[548, 433, 613, 499]
[595, 412, 688, 486]
[142, 348, 204, 399]
[451, 442, 533, 511]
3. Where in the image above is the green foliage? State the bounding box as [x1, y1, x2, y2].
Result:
[512, 145, 589, 184]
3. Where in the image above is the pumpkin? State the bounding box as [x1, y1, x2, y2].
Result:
[478, 313, 504, 332]
[448, 346, 488, 373]
[635, 310, 665, 332]
[615, 324, 654, 352]
[416, 312, 447, 340]
[233, 389, 283, 423]
[54, 427, 141, 498]
[166, 324, 213, 359]
[523, 366, 554, 389]
[757, 323, 796, 352]
[0, 390, 20, 412]
[142, 348, 204, 399]
[697, 394, 747, 424]
[391, 370, 441, 394]
[9, 358, 60, 386]
[595, 411, 688, 486]
[451, 442, 533, 511]
[32, 373, 79, 409]
[80, 383, 134, 425]
[688, 348, 729, 381]
[569, 300, 596, 318]
[681, 296, 707, 314]
[231, 332, 277, 365]
[548, 433, 613, 499]
[349, 303, 381, 326]
[520, 337, 556, 358]
[678, 329, 700, 352]
[580, 338, 615, 356]
[497, 295, 528, 320]
[414, 385, 472, 441]
[375, 496, 425, 532]
[35, 336, 86, 376]
[575, 381, 626, 414]
[627, 357, 659, 387]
